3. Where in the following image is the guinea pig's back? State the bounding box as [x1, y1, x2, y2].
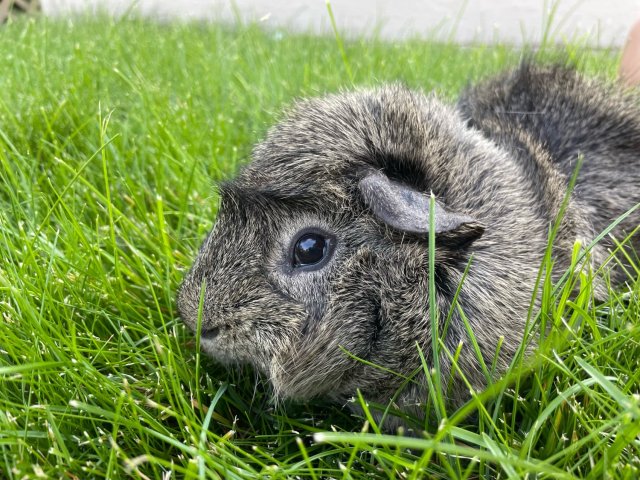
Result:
[458, 63, 640, 253]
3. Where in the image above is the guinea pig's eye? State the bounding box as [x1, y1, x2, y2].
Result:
[294, 233, 326, 266]
[290, 229, 335, 271]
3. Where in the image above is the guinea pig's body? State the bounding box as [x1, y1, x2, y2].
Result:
[178, 64, 640, 421]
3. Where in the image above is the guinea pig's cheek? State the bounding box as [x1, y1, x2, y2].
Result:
[184, 309, 296, 381]
[266, 265, 337, 331]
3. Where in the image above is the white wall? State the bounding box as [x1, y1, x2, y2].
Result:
[41, 0, 640, 47]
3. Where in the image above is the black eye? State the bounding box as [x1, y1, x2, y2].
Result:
[293, 233, 327, 267]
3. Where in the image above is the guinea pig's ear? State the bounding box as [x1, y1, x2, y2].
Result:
[359, 171, 484, 247]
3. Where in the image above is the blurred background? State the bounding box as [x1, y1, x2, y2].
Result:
[26, 0, 640, 47]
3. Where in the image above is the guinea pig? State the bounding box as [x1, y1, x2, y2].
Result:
[177, 64, 640, 423]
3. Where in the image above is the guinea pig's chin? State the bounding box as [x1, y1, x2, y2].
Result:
[199, 337, 249, 366]
[198, 336, 273, 374]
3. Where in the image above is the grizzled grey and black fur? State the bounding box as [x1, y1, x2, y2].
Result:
[178, 65, 640, 423]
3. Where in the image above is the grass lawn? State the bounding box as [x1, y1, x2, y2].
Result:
[0, 15, 638, 479]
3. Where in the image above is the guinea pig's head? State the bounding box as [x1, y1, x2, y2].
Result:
[178, 85, 488, 407]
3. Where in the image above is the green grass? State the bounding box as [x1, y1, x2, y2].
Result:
[0, 15, 638, 479]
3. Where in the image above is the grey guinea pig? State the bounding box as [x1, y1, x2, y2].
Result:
[177, 64, 640, 424]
